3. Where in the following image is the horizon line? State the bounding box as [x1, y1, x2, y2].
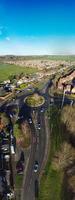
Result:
[0, 54, 75, 57]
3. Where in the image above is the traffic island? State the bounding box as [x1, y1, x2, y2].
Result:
[24, 93, 45, 107]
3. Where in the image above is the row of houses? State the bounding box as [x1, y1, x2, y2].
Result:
[58, 83, 75, 94]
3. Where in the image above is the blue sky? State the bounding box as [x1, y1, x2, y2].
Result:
[0, 0, 75, 55]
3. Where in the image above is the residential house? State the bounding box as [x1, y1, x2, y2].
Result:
[71, 87, 75, 94]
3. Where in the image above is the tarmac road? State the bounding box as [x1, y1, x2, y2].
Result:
[22, 110, 46, 200]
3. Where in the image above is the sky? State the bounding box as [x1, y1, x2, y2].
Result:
[0, 0, 75, 55]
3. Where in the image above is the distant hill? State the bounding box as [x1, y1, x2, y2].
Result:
[0, 55, 75, 62]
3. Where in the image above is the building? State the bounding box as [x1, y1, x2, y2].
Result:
[65, 84, 71, 93]
[71, 87, 75, 94]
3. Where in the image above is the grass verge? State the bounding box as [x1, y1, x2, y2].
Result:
[15, 174, 23, 188]
[38, 106, 64, 200]
[14, 122, 31, 148]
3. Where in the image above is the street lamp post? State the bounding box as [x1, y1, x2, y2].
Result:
[61, 90, 65, 109]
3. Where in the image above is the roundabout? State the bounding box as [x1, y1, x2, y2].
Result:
[24, 93, 45, 107]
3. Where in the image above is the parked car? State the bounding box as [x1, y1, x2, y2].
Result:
[5, 170, 11, 186]
[4, 154, 10, 161]
[6, 190, 14, 199]
[6, 124, 13, 134]
[2, 175, 7, 186]
[0, 176, 4, 193]
[0, 131, 6, 139]
[3, 159, 10, 171]
[4, 153, 10, 158]
[1, 138, 9, 154]
[10, 145, 15, 155]
[3, 186, 14, 200]
[2, 138, 9, 146]
[1, 144, 9, 154]
[10, 135, 16, 152]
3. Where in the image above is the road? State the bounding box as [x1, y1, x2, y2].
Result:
[22, 110, 46, 200]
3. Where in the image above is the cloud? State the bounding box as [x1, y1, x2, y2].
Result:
[0, 36, 75, 55]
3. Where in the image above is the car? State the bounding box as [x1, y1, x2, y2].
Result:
[35, 123, 40, 130]
[34, 161, 39, 173]
[7, 192, 14, 200]
[12, 98, 15, 101]
[1, 138, 9, 154]
[5, 170, 11, 186]
[4, 161, 10, 171]
[41, 108, 44, 113]
[3, 156, 10, 171]
[10, 134, 16, 152]
[0, 176, 4, 193]
[50, 98, 54, 106]
[28, 118, 32, 124]
[11, 136, 16, 152]
[18, 115, 23, 120]
[0, 131, 6, 139]
[16, 90, 21, 94]
[0, 154, 4, 170]
[9, 114, 13, 118]
[2, 138, 9, 145]
[4, 154, 10, 162]
[2, 176, 7, 186]
[6, 190, 14, 199]
[9, 129, 13, 135]
[27, 88, 31, 91]
[6, 124, 13, 133]
[37, 123, 41, 130]
[1, 144, 9, 154]
[10, 145, 15, 154]
[3, 187, 14, 200]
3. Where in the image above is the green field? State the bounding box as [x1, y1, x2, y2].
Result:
[0, 63, 38, 82]
[47, 55, 75, 61]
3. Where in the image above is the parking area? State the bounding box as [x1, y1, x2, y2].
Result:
[0, 125, 16, 199]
